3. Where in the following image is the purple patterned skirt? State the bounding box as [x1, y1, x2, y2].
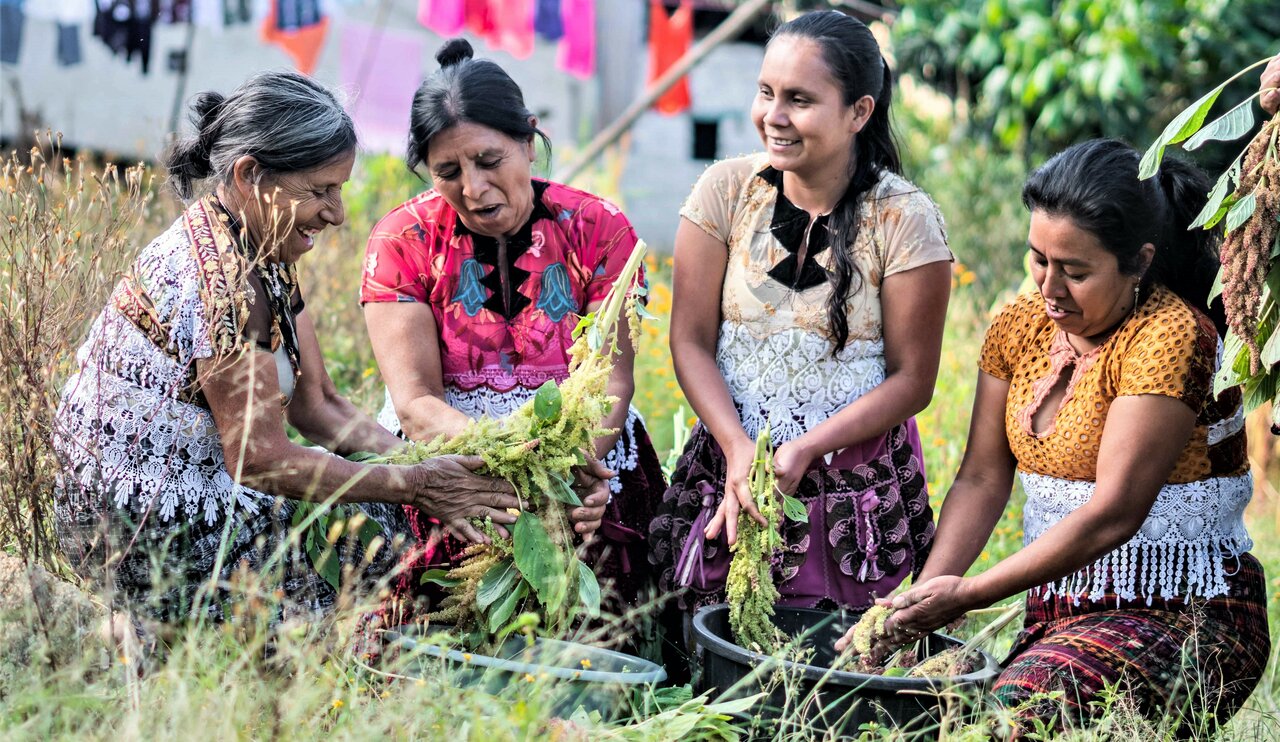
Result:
[647, 420, 935, 611]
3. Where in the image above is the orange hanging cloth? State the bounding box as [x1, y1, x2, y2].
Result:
[261, 0, 330, 75]
[648, 0, 693, 115]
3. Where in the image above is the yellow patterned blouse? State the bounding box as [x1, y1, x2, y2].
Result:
[979, 286, 1246, 483]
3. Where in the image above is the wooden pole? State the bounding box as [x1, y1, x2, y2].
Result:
[554, 0, 774, 185]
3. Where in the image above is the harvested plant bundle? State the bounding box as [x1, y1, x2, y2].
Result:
[1140, 55, 1280, 419]
[834, 602, 1022, 678]
[388, 242, 650, 642]
[726, 427, 807, 652]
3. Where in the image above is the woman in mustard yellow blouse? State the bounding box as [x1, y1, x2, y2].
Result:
[839, 139, 1269, 735]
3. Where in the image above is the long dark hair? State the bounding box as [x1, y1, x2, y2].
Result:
[772, 11, 902, 354]
[406, 38, 551, 177]
[1021, 138, 1224, 334]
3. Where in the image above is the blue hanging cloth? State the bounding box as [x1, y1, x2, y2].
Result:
[533, 0, 562, 41]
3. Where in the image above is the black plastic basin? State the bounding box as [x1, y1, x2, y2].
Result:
[691, 604, 1000, 738]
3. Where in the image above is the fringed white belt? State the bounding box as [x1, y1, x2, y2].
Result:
[1020, 469, 1253, 605]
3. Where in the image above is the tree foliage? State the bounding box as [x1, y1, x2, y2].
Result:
[893, 0, 1280, 156]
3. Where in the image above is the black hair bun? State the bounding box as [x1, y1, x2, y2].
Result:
[436, 38, 474, 69]
[190, 91, 226, 130]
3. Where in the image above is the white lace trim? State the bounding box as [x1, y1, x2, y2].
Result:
[55, 312, 270, 526]
[716, 321, 886, 444]
[1207, 405, 1245, 446]
[377, 386, 643, 494]
[1020, 470, 1253, 604]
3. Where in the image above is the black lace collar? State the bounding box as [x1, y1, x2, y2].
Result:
[756, 166, 831, 291]
[454, 180, 556, 320]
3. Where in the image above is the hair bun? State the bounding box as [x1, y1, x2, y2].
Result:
[191, 90, 226, 129]
[436, 38, 474, 69]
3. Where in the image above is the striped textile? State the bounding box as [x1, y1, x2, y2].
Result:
[993, 553, 1270, 735]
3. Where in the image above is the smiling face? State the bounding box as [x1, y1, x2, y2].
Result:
[751, 36, 867, 186]
[426, 121, 537, 238]
[234, 149, 355, 264]
[1028, 211, 1150, 346]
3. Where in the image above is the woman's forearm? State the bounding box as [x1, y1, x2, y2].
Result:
[396, 393, 472, 443]
[230, 438, 416, 506]
[915, 476, 1012, 583]
[791, 370, 934, 459]
[962, 502, 1145, 608]
[290, 391, 405, 456]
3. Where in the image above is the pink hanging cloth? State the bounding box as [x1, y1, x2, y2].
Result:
[341, 22, 426, 154]
[464, 0, 497, 38]
[485, 0, 534, 59]
[417, 0, 465, 36]
[556, 0, 594, 79]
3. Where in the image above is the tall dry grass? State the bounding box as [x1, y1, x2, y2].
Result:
[0, 136, 153, 569]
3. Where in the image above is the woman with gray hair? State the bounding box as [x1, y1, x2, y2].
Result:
[53, 70, 521, 624]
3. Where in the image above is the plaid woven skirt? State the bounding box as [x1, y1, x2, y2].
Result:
[994, 552, 1270, 736]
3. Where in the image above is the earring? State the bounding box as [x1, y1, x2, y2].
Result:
[1132, 283, 1141, 313]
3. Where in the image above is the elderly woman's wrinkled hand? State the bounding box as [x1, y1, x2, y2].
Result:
[1262, 54, 1280, 116]
[569, 456, 613, 539]
[407, 455, 522, 543]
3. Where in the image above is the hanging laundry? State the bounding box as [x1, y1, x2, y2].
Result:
[260, 0, 328, 75]
[555, 0, 592, 79]
[223, 0, 250, 26]
[533, 0, 561, 42]
[486, 0, 533, 60]
[463, 0, 495, 40]
[25, 0, 90, 67]
[0, 0, 23, 66]
[189, 0, 222, 30]
[340, 21, 424, 154]
[417, 0, 464, 36]
[157, 0, 192, 22]
[648, 0, 692, 115]
[57, 23, 82, 65]
[274, 0, 321, 30]
[26, 0, 94, 24]
[94, 1, 160, 75]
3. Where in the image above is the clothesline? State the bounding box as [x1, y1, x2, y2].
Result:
[0, 1, 603, 79]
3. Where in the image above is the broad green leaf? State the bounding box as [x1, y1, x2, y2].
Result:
[476, 557, 518, 611]
[345, 450, 381, 463]
[1190, 169, 1234, 230]
[419, 568, 461, 588]
[1208, 269, 1224, 303]
[1185, 100, 1256, 150]
[1244, 369, 1280, 412]
[1261, 319, 1280, 368]
[883, 667, 910, 677]
[1139, 83, 1228, 178]
[487, 580, 528, 633]
[316, 549, 341, 592]
[576, 559, 601, 618]
[571, 311, 595, 340]
[533, 380, 562, 421]
[1215, 331, 1249, 396]
[513, 513, 563, 606]
[781, 493, 808, 523]
[352, 510, 384, 551]
[545, 471, 583, 506]
[1204, 193, 1240, 230]
[1225, 191, 1258, 234]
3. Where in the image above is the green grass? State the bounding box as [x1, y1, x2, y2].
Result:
[3, 146, 1278, 739]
